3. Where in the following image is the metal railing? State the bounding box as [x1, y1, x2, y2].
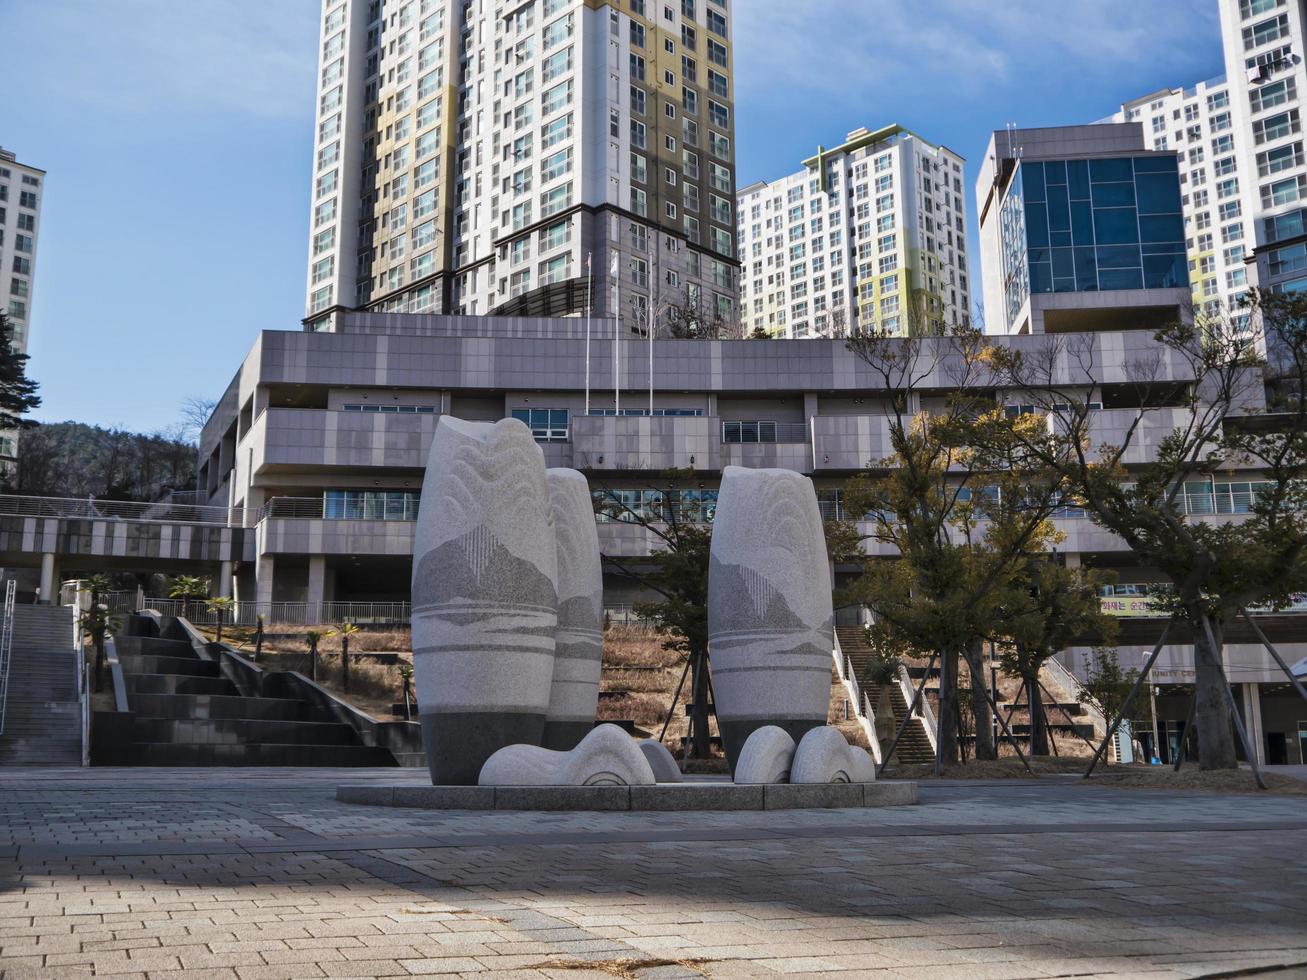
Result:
[721, 421, 811, 444]
[0, 580, 16, 735]
[0, 493, 240, 526]
[260, 496, 421, 522]
[74, 596, 88, 767]
[144, 598, 412, 627]
[899, 662, 937, 754]
[831, 630, 881, 764]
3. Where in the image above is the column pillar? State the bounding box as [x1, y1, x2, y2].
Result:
[255, 556, 275, 609]
[38, 553, 55, 605]
[218, 561, 234, 599]
[307, 556, 327, 625]
[1242, 682, 1266, 766]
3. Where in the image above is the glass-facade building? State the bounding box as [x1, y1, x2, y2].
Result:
[1000, 156, 1189, 329]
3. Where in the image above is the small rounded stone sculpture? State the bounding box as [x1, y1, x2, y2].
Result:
[790, 726, 876, 784]
[733, 725, 797, 784]
[480, 723, 657, 786]
[542, 469, 604, 751]
[637, 738, 684, 783]
[708, 466, 834, 773]
[412, 416, 558, 785]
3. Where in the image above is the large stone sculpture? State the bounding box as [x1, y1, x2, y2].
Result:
[542, 468, 604, 750]
[411, 416, 558, 785]
[479, 723, 657, 786]
[733, 725, 797, 784]
[790, 726, 877, 784]
[708, 466, 834, 773]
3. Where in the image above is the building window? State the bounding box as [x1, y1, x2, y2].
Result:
[512, 408, 569, 441]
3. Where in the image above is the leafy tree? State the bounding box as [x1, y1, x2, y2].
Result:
[990, 291, 1307, 770]
[1078, 649, 1143, 763]
[591, 469, 716, 758]
[330, 622, 361, 693]
[205, 596, 235, 644]
[0, 310, 40, 430]
[306, 629, 323, 682]
[997, 562, 1119, 755]
[167, 575, 209, 620]
[841, 325, 1069, 766]
[79, 603, 121, 694]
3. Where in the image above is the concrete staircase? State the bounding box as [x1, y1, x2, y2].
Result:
[835, 627, 935, 765]
[0, 605, 81, 766]
[110, 616, 396, 766]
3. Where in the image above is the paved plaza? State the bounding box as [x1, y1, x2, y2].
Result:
[0, 769, 1305, 979]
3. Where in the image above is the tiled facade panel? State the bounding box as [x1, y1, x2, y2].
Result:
[571, 416, 720, 471]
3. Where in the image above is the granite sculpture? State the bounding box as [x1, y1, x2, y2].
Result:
[790, 726, 877, 784]
[638, 738, 684, 783]
[708, 466, 834, 772]
[479, 723, 657, 786]
[411, 416, 558, 785]
[733, 725, 797, 784]
[541, 468, 604, 750]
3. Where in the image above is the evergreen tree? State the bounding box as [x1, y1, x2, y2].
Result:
[0, 310, 41, 429]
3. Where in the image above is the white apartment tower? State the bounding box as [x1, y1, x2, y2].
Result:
[1108, 78, 1251, 326]
[0, 148, 42, 355]
[736, 126, 969, 339]
[1105, 0, 1307, 330]
[304, 0, 740, 336]
[1220, 0, 1307, 296]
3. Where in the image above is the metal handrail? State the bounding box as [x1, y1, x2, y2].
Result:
[899, 662, 937, 754]
[0, 580, 16, 735]
[0, 493, 241, 526]
[145, 598, 412, 627]
[74, 597, 88, 767]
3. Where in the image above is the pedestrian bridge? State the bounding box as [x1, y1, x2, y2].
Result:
[0, 495, 247, 599]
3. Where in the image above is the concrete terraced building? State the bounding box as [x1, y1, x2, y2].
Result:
[736, 125, 971, 338]
[305, 0, 740, 337]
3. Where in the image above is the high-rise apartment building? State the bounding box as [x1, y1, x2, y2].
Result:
[1102, 1, 1307, 332]
[977, 123, 1190, 335]
[736, 125, 970, 338]
[1219, 0, 1307, 296]
[1106, 77, 1251, 326]
[0, 147, 43, 355]
[305, 0, 740, 336]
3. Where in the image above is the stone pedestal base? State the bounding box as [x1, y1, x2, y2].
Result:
[337, 780, 917, 811]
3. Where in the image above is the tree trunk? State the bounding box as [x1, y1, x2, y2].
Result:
[1027, 674, 1049, 756]
[965, 640, 995, 761]
[689, 647, 711, 759]
[936, 648, 960, 766]
[94, 635, 105, 694]
[1191, 609, 1237, 770]
[342, 636, 351, 694]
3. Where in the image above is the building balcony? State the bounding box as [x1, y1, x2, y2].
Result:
[251, 407, 443, 472]
[811, 415, 895, 471]
[720, 421, 812, 473]
[570, 414, 720, 472]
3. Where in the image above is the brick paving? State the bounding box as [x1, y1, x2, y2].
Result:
[0, 769, 1305, 978]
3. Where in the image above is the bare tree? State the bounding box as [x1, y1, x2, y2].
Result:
[178, 397, 218, 445]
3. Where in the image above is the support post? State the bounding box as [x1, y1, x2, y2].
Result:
[1084, 616, 1176, 779]
[1240, 608, 1307, 705]
[38, 553, 55, 606]
[218, 561, 234, 599]
[875, 651, 938, 777]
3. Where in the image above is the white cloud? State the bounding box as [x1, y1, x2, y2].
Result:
[735, 0, 1220, 105]
[5, 0, 318, 119]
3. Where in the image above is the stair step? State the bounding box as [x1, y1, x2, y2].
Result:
[130, 717, 362, 746]
[126, 693, 334, 723]
[121, 742, 395, 767]
[125, 674, 238, 696]
[119, 654, 220, 677]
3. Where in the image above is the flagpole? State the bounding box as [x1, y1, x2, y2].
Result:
[647, 268, 654, 418]
[584, 252, 592, 417]
[611, 251, 621, 415]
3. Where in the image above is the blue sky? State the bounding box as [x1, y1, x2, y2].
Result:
[3, 0, 1224, 433]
